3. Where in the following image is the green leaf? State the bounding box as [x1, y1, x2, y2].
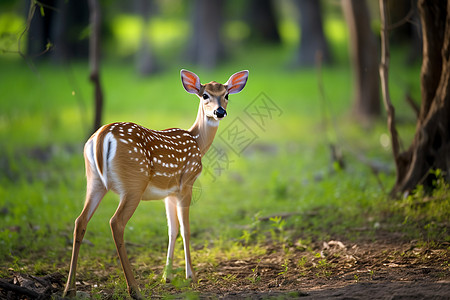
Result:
[40, 6, 45, 17]
[45, 41, 53, 51]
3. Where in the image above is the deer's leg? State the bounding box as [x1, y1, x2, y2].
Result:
[163, 195, 179, 283]
[177, 190, 195, 281]
[64, 172, 106, 297]
[110, 191, 143, 300]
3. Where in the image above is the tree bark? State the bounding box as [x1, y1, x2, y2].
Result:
[379, 0, 403, 184]
[246, 0, 281, 44]
[135, 0, 159, 75]
[52, 0, 89, 62]
[389, 0, 450, 196]
[342, 0, 381, 120]
[387, 0, 422, 63]
[187, 0, 224, 69]
[27, 0, 89, 61]
[293, 0, 332, 66]
[88, 0, 104, 134]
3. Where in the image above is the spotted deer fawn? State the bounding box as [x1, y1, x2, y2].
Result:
[63, 69, 248, 299]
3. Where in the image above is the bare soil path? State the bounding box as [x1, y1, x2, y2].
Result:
[1, 236, 449, 299]
[192, 238, 450, 299]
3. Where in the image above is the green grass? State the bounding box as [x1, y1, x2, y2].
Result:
[0, 43, 448, 298]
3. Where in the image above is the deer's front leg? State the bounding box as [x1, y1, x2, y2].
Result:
[177, 191, 195, 281]
[163, 196, 179, 283]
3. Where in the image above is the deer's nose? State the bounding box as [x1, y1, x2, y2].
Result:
[214, 107, 227, 118]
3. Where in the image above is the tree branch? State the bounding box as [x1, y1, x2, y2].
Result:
[379, 0, 403, 194]
[0, 279, 40, 299]
[405, 92, 420, 118]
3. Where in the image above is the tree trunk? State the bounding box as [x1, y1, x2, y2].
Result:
[88, 0, 104, 134]
[390, 0, 450, 196]
[342, 0, 381, 120]
[187, 0, 224, 69]
[387, 0, 422, 63]
[293, 0, 332, 66]
[52, 0, 89, 62]
[135, 0, 159, 75]
[246, 0, 281, 44]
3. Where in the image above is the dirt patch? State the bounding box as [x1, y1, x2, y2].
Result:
[1, 238, 449, 299]
[192, 239, 450, 299]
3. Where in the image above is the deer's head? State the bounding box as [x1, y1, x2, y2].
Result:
[181, 69, 249, 122]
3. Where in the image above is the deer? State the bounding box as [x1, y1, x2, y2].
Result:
[62, 69, 249, 299]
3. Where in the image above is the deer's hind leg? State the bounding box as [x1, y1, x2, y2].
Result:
[64, 163, 107, 297]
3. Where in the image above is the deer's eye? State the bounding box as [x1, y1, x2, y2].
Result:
[202, 94, 209, 100]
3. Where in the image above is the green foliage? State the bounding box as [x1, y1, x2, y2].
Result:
[394, 169, 450, 242]
[269, 216, 287, 244]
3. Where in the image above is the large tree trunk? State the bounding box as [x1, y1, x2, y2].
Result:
[187, 0, 224, 69]
[246, 0, 281, 44]
[391, 0, 450, 195]
[293, 0, 332, 66]
[27, 0, 89, 61]
[342, 0, 381, 120]
[135, 0, 159, 75]
[387, 0, 422, 63]
[52, 0, 89, 61]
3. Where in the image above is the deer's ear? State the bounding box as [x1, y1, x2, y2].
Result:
[181, 69, 201, 94]
[226, 70, 249, 94]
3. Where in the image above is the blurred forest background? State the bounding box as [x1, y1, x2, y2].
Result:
[0, 0, 449, 298]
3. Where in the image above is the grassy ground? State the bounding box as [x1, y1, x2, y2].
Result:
[0, 45, 448, 299]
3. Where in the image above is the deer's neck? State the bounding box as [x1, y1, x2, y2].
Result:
[189, 103, 219, 156]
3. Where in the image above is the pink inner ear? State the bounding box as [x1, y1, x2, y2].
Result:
[182, 70, 200, 93]
[185, 84, 197, 91]
[228, 85, 240, 93]
[183, 72, 197, 84]
[231, 72, 246, 85]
